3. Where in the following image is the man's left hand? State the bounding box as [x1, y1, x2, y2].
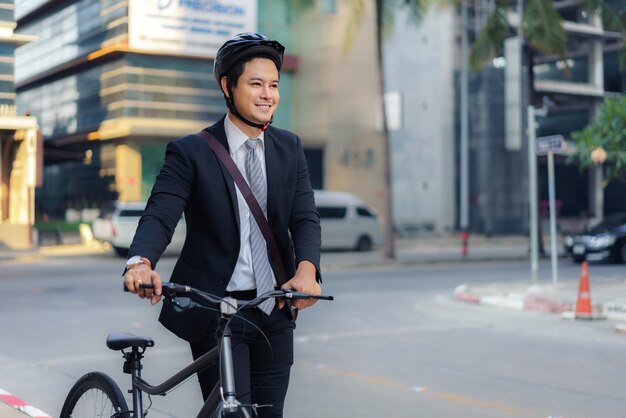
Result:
[280, 260, 320, 310]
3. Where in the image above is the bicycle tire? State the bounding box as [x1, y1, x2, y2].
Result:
[60, 371, 130, 418]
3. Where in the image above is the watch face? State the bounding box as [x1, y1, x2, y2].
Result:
[126, 255, 142, 266]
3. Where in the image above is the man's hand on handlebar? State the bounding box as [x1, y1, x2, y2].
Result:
[124, 264, 163, 305]
[280, 260, 320, 310]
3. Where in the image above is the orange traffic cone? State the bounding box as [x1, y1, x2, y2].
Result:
[575, 261, 593, 319]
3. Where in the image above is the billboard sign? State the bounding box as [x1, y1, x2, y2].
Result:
[129, 0, 257, 58]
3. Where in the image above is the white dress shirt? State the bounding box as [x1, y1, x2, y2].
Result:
[223, 114, 278, 291]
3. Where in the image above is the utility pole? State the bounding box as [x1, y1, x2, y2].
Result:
[375, 0, 395, 260]
[516, 0, 539, 282]
[459, 0, 470, 256]
[528, 105, 539, 282]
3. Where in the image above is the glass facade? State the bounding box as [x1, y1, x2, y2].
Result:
[0, 1, 15, 106]
[16, 0, 127, 83]
[0, 6, 12, 22]
[16, 0, 50, 20]
[534, 56, 588, 84]
[17, 54, 231, 139]
[17, 0, 301, 216]
[604, 50, 625, 93]
[258, 0, 293, 52]
[16, 0, 296, 139]
[35, 144, 118, 219]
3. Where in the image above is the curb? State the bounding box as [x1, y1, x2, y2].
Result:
[453, 284, 572, 314]
[0, 389, 51, 418]
[0, 243, 109, 262]
[320, 254, 530, 271]
[453, 284, 626, 322]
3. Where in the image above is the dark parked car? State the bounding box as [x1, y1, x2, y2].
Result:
[563, 213, 626, 263]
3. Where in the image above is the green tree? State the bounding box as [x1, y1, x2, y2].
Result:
[469, 0, 625, 72]
[572, 95, 626, 186]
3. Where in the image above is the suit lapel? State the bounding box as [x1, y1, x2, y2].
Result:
[205, 118, 240, 231]
[264, 129, 278, 223]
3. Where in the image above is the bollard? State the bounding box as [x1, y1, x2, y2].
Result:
[460, 230, 469, 257]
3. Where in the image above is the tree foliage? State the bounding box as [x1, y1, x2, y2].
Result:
[468, 0, 626, 70]
[571, 96, 626, 185]
[343, 0, 432, 53]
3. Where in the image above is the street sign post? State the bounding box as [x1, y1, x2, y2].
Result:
[537, 134, 565, 155]
[537, 134, 565, 284]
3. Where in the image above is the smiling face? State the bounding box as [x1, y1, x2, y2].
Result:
[221, 57, 280, 137]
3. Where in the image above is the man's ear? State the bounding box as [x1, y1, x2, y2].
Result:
[220, 76, 229, 99]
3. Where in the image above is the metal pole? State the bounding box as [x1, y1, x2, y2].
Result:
[527, 105, 539, 282]
[0, 138, 3, 221]
[460, 0, 470, 254]
[547, 151, 558, 284]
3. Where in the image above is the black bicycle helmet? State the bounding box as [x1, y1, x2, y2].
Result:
[214, 32, 284, 83]
[213, 32, 285, 130]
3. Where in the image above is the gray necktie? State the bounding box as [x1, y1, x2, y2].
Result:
[245, 138, 275, 315]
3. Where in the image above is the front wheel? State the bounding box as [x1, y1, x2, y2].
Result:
[60, 372, 129, 418]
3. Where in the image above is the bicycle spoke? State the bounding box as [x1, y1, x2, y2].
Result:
[68, 387, 118, 418]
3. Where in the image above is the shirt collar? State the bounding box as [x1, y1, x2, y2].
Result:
[224, 113, 265, 155]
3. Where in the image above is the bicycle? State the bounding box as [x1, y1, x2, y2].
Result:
[60, 282, 333, 418]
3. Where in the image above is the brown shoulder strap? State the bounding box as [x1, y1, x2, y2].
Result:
[197, 130, 289, 286]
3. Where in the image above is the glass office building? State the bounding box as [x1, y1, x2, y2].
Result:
[15, 0, 303, 218]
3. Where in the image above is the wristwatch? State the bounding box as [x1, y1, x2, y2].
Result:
[126, 255, 148, 271]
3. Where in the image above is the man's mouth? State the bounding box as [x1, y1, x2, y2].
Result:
[256, 104, 272, 110]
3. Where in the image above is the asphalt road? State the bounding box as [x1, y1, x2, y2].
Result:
[1, 255, 625, 417]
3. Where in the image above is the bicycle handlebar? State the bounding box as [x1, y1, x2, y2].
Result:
[125, 282, 333, 311]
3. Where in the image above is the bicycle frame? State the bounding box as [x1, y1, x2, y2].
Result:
[123, 300, 249, 418]
[99, 284, 331, 418]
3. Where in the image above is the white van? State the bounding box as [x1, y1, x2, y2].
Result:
[95, 191, 381, 256]
[314, 190, 382, 251]
[93, 202, 185, 257]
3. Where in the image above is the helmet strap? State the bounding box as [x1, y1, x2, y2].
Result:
[224, 87, 272, 131]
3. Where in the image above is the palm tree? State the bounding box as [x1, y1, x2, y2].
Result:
[469, 0, 625, 73]
[344, 0, 432, 259]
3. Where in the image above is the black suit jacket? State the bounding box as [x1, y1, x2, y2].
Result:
[129, 116, 321, 342]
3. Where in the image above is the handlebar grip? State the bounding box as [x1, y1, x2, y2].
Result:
[281, 289, 334, 301]
[122, 283, 158, 291]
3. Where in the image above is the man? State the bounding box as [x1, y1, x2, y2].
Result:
[123, 32, 322, 417]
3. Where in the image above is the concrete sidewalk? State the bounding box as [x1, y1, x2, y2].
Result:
[0, 234, 533, 267]
[320, 234, 531, 270]
[0, 241, 111, 262]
